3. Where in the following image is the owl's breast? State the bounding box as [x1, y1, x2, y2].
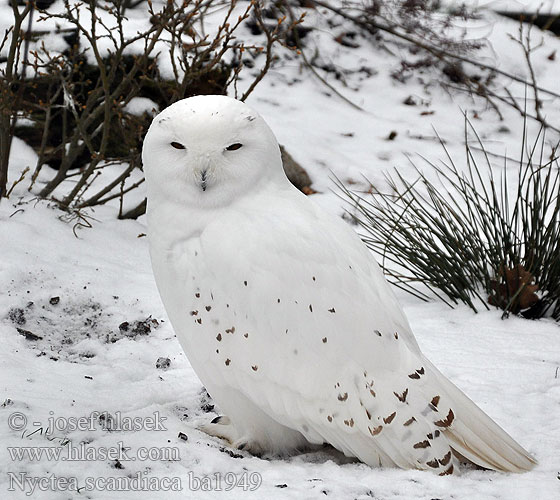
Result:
[150, 235, 251, 390]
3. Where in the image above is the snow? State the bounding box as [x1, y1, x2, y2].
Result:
[459, 1, 560, 14]
[124, 98, 159, 117]
[1, 1, 560, 499]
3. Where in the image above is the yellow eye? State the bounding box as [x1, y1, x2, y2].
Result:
[170, 142, 186, 149]
[226, 143, 243, 151]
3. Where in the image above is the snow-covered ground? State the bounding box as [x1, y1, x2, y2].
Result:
[1, 1, 560, 499]
[459, 0, 560, 14]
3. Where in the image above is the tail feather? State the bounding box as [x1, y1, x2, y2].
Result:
[424, 359, 537, 473]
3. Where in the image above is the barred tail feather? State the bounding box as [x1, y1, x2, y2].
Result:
[425, 360, 537, 472]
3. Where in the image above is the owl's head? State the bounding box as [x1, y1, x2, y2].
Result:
[142, 95, 286, 210]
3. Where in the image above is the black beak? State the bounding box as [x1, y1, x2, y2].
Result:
[200, 169, 207, 192]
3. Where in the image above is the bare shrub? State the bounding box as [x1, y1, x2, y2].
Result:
[2, 0, 300, 218]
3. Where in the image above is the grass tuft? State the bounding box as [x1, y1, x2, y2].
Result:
[337, 117, 560, 320]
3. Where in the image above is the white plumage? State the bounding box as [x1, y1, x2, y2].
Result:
[142, 95, 536, 474]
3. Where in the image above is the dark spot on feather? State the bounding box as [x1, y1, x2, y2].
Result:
[434, 430, 440, 437]
[394, 332, 399, 339]
[431, 395, 440, 408]
[344, 418, 354, 427]
[190, 310, 198, 316]
[369, 389, 376, 397]
[374, 330, 382, 337]
[195, 293, 200, 298]
[413, 440, 431, 449]
[322, 337, 327, 343]
[426, 458, 439, 468]
[327, 415, 333, 422]
[225, 358, 231, 366]
[309, 304, 313, 312]
[252, 365, 258, 371]
[408, 372, 420, 379]
[394, 388, 408, 403]
[427, 433, 433, 440]
[417, 367, 425, 375]
[205, 306, 211, 311]
[434, 409, 454, 428]
[312, 276, 316, 281]
[383, 412, 396, 424]
[403, 416, 416, 426]
[439, 464, 454, 476]
[277, 298, 280, 303]
[196, 318, 202, 324]
[244, 333, 249, 338]
[439, 451, 452, 466]
[244, 281, 247, 286]
[328, 308, 335, 313]
[225, 327, 235, 334]
[365, 408, 372, 420]
[216, 333, 222, 341]
[337, 392, 348, 402]
[369, 425, 383, 436]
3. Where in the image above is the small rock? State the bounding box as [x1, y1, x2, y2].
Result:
[219, 446, 243, 459]
[156, 357, 171, 370]
[201, 403, 214, 413]
[8, 308, 26, 325]
[280, 145, 313, 193]
[403, 95, 417, 106]
[17, 328, 43, 341]
[132, 320, 151, 336]
[387, 130, 397, 141]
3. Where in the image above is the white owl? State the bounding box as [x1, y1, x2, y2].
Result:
[142, 95, 536, 474]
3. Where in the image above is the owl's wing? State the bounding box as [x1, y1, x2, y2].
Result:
[197, 188, 536, 473]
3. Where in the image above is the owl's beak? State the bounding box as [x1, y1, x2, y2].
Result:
[200, 169, 208, 192]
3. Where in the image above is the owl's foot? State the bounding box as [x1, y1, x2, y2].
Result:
[199, 415, 236, 442]
[198, 415, 265, 456]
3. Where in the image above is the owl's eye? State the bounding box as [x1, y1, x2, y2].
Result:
[170, 142, 186, 150]
[226, 143, 243, 151]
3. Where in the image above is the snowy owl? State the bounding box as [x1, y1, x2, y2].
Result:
[142, 95, 536, 474]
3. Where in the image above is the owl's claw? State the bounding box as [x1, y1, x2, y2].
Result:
[211, 415, 230, 425]
[232, 439, 263, 457]
[199, 415, 238, 444]
[199, 416, 266, 456]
